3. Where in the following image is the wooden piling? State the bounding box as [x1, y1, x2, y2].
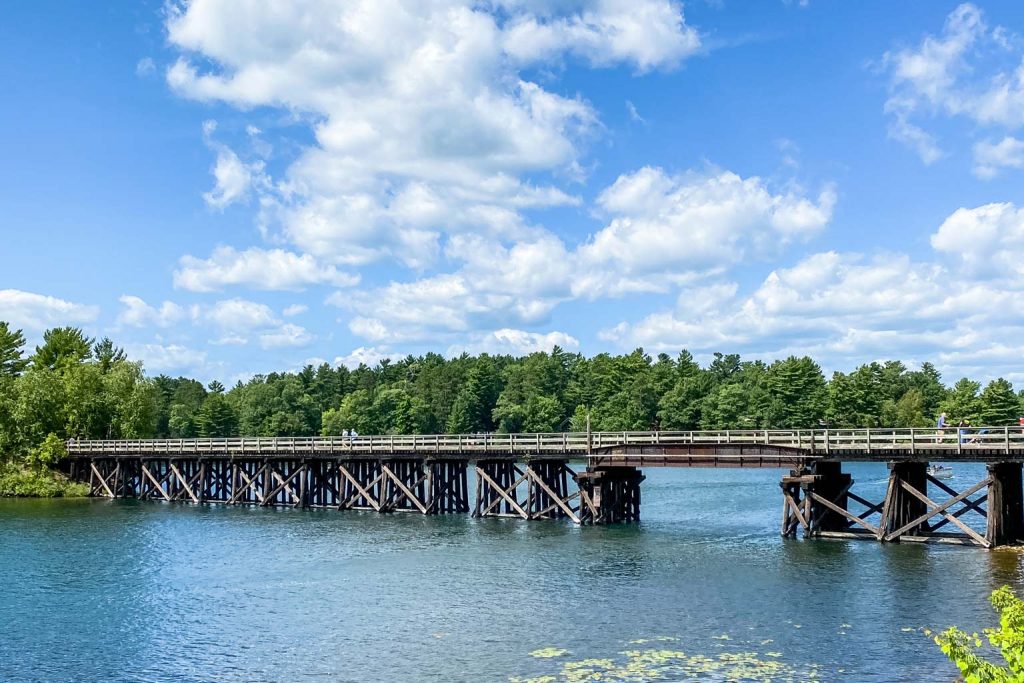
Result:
[987, 462, 1024, 547]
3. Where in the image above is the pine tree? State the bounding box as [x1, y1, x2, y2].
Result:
[0, 321, 28, 377]
[979, 379, 1020, 426]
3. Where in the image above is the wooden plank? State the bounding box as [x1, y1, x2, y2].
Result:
[169, 462, 199, 503]
[337, 463, 382, 512]
[90, 462, 116, 498]
[886, 479, 991, 546]
[525, 466, 580, 524]
[476, 467, 529, 519]
[140, 463, 172, 501]
[230, 463, 268, 504]
[808, 491, 879, 535]
[381, 464, 429, 514]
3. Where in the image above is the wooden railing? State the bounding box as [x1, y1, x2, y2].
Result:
[66, 427, 1024, 457]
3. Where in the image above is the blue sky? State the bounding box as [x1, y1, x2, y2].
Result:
[4, 1, 1024, 384]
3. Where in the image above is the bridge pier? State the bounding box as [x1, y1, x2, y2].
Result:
[987, 462, 1024, 547]
[474, 460, 528, 519]
[427, 460, 470, 514]
[577, 467, 644, 524]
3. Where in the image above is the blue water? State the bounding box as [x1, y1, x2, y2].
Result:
[1, 463, 1019, 682]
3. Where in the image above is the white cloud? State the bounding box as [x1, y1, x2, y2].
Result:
[882, 3, 1024, 165]
[165, 0, 698, 269]
[501, 0, 700, 71]
[0, 289, 99, 331]
[329, 165, 834, 344]
[117, 295, 185, 328]
[973, 136, 1024, 178]
[200, 120, 267, 209]
[193, 298, 314, 348]
[601, 201, 1024, 378]
[200, 298, 278, 332]
[174, 246, 359, 292]
[576, 167, 835, 295]
[282, 304, 308, 317]
[259, 323, 314, 349]
[125, 343, 208, 373]
[446, 328, 580, 356]
[334, 346, 397, 369]
[931, 202, 1024, 278]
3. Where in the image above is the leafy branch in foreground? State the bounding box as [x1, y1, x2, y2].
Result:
[931, 586, 1024, 682]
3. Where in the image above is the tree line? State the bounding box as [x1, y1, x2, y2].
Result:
[2, 321, 1024, 465]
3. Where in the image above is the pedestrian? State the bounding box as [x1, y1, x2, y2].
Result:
[957, 419, 969, 446]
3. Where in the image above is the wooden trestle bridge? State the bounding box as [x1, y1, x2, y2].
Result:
[67, 428, 1024, 548]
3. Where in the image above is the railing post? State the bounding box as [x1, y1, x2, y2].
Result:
[910, 428, 916, 455]
[1007, 426, 1011, 455]
[865, 428, 871, 453]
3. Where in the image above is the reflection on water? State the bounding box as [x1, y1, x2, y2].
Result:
[0, 465, 1020, 682]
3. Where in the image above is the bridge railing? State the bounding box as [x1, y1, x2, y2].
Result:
[65, 426, 1024, 457]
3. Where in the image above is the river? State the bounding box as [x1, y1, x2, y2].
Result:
[1, 462, 1018, 682]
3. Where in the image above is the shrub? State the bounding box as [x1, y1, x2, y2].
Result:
[932, 586, 1024, 682]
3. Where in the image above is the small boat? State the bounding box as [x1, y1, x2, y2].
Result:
[928, 465, 954, 480]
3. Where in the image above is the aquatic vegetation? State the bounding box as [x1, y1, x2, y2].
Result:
[511, 640, 823, 682]
[530, 648, 570, 659]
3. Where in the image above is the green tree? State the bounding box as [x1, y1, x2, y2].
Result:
[905, 362, 947, 420]
[196, 393, 237, 437]
[32, 327, 93, 371]
[93, 338, 126, 373]
[701, 384, 750, 429]
[25, 433, 67, 470]
[979, 379, 1020, 426]
[941, 378, 982, 423]
[932, 586, 1024, 682]
[523, 395, 563, 432]
[321, 389, 377, 435]
[880, 388, 928, 427]
[448, 360, 500, 433]
[12, 367, 67, 449]
[766, 356, 827, 428]
[0, 321, 28, 377]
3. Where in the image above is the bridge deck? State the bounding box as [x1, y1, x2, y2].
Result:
[67, 427, 1024, 464]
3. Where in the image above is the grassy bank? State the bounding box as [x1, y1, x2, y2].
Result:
[0, 462, 89, 497]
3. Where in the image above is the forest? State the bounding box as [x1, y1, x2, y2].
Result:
[2, 321, 1024, 471]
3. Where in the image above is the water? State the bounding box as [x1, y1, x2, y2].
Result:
[1, 463, 1020, 682]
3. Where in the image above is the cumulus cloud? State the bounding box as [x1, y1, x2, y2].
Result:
[0, 289, 99, 331]
[200, 121, 267, 209]
[194, 298, 315, 348]
[125, 343, 208, 373]
[259, 323, 314, 349]
[174, 246, 359, 292]
[501, 0, 700, 71]
[601, 201, 1024, 377]
[165, 0, 699, 269]
[973, 136, 1024, 178]
[446, 328, 580, 356]
[333, 346, 398, 370]
[931, 202, 1024, 277]
[882, 3, 1024, 165]
[117, 295, 185, 328]
[577, 167, 835, 295]
[328, 165, 834, 343]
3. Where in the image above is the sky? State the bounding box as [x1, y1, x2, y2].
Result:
[4, 1, 1024, 385]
